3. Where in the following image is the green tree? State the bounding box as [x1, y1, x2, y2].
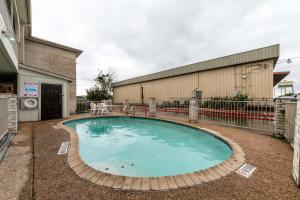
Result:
[86, 70, 116, 101]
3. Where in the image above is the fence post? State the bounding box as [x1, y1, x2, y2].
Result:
[189, 99, 198, 123]
[0, 94, 17, 133]
[274, 99, 285, 137]
[292, 95, 300, 186]
[7, 95, 17, 132]
[148, 98, 156, 117]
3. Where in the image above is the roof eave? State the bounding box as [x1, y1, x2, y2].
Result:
[19, 64, 75, 82]
[273, 71, 290, 86]
[26, 36, 83, 57]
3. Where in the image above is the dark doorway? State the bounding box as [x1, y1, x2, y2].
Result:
[0, 75, 18, 94]
[41, 84, 62, 120]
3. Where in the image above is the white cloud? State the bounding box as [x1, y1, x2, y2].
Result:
[31, 0, 300, 95]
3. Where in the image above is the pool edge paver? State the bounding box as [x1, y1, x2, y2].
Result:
[181, 174, 195, 186]
[188, 173, 202, 185]
[141, 177, 151, 190]
[58, 114, 246, 191]
[90, 173, 104, 184]
[84, 169, 97, 180]
[150, 177, 160, 190]
[193, 172, 210, 183]
[131, 177, 142, 190]
[173, 175, 187, 188]
[96, 174, 111, 186]
[122, 177, 133, 190]
[212, 166, 228, 177]
[158, 177, 169, 190]
[166, 176, 178, 189]
[78, 166, 93, 178]
[112, 176, 125, 189]
[103, 175, 115, 188]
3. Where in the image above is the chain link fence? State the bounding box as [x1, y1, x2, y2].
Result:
[76, 98, 113, 113]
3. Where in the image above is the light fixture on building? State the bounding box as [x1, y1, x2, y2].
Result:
[1, 30, 15, 41]
[277, 57, 297, 64]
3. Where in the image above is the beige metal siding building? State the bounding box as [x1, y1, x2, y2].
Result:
[112, 45, 282, 104]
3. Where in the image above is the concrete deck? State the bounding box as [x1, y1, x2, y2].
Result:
[0, 123, 32, 200]
[0, 114, 299, 199]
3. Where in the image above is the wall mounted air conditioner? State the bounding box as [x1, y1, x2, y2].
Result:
[21, 97, 38, 110]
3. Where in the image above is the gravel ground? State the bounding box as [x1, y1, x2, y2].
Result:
[17, 115, 300, 199]
[0, 123, 32, 200]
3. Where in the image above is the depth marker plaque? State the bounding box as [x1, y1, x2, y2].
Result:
[58, 141, 70, 155]
[236, 164, 256, 178]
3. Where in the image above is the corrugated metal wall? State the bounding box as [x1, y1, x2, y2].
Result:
[113, 45, 279, 87]
[113, 84, 141, 104]
[113, 59, 274, 103]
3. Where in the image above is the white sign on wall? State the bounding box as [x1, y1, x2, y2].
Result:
[24, 82, 38, 97]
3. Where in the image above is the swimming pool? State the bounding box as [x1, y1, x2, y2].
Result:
[64, 116, 232, 177]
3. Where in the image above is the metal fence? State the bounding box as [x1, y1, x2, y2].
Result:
[0, 97, 8, 140]
[76, 98, 90, 113]
[197, 99, 274, 132]
[76, 98, 113, 113]
[144, 99, 275, 133]
[76, 97, 298, 137]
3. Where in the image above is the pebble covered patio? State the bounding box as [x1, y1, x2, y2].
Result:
[1, 113, 300, 200]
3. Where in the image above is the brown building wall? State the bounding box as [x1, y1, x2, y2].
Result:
[113, 59, 274, 104]
[23, 39, 77, 113]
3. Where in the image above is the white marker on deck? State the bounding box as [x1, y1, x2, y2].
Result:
[236, 164, 256, 178]
[58, 141, 70, 155]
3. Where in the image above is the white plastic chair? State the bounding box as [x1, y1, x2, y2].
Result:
[97, 103, 110, 115]
[122, 104, 135, 115]
[102, 103, 111, 115]
[90, 103, 97, 115]
[122, 104, 129, 113]
[128, 105, 135, 115]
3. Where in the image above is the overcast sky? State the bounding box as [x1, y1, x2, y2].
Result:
[31, 0, 300, 96]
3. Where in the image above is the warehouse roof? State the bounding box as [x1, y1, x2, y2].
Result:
[112, 44, 280, 87]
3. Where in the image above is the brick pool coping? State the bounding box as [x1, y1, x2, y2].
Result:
[58, 114, 245, 191]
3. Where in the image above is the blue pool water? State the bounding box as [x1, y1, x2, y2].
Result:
[65, 117, 232, 177]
